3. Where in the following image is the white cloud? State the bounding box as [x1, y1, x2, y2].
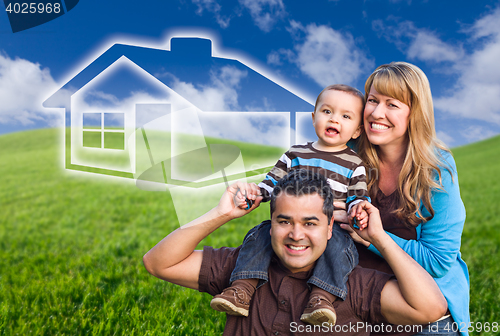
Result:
[198, 112, 289, 147]
[157, 66, 289, 146]
[372, 10, 500, 130]
[469, 7, 500, 38]
[266, 48, 294, 66]
[0, 53, 63, 126]
[84, 90, 120, 106]
[239, 0, 286, 32]
[81, 90, 165, 110]
[434, 7, 500, 125]
[408, 31, 463, 63]
[436, 131, 455, 147]
[372, 19, 464, 63]
[283, 22, 373, 86]
[192, 0, 230, 28]
[267, 50, 282, 65]
[169, 65, 247, 111]
[459, 125, 498, 144]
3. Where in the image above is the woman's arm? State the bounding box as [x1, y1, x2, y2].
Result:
[353, 202, 448, 325]
[366, 154, 466, 278]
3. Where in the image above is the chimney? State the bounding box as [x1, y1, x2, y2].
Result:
[169, 37, 212, 58]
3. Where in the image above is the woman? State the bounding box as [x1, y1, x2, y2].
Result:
[341, 62, 469, 336]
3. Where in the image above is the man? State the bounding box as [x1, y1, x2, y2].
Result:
[143, 170, 447, 335]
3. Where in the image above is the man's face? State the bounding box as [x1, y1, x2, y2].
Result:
[270, 193, 333, 273]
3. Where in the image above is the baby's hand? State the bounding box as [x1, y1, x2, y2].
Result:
[234, 191, 249, 209]
[349, 203, 369, 231]
[234, 182, 261, 210]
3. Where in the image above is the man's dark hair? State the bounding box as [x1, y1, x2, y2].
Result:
[270, 169, 334, 224]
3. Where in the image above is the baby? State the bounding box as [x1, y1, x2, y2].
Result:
[211, 84, 370, 326]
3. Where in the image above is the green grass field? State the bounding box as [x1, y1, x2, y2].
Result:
[453, 136, 500, 332]
[0, 129, 499, 335]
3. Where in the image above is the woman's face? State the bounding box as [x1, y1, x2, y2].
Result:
[364, 86, 411, 150]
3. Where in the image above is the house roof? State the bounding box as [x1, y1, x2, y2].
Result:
[43, 37, 314, 113]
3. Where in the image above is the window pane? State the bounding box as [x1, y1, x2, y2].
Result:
[104, 113, 124, 130]
[83, 131, 101, 148]
[83, 113, 101, 129]
[104, 132, 125, 150]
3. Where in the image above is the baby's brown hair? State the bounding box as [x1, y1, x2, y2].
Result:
[313, 84, 365, 112]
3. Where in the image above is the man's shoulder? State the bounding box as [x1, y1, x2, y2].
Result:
[202, 245, 241, 260]
[202, 245, 242, 270]
[346, 266, 394, 295]
[348, 265, 394, 278]
[343, 266, 394, 325]
[199, 245, 241, 296]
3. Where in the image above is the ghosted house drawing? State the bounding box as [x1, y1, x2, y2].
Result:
[43, 37, 314, 189]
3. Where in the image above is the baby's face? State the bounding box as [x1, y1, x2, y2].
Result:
[312, 90, 363, 151]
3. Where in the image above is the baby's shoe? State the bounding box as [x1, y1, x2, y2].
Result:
[300, 293, 337, 326]
[210, 279, 256, 316]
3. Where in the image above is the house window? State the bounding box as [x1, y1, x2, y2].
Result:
[83, 113, 125, 150]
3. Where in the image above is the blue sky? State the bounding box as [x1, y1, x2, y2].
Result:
[1, 0, 500, 147]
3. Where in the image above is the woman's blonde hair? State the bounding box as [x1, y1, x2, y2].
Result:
[358, 62, 450, 226]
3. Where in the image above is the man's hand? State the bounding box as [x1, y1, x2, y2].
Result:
[216, 181, 263, 220]
[339, 224, 370, 247]
[144, 180, 262, 289]
[232, 182, 262, 211]
[332, 201, 348, 223]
